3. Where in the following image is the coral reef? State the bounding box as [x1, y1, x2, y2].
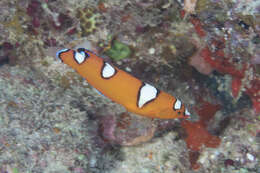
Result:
[0, 0, 259, 172]
[77, 7, 101, 36]
[181, 100, 221, 169]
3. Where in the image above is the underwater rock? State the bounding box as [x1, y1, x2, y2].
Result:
[99, 112, 155, 146]
[189, 47, 214, 75]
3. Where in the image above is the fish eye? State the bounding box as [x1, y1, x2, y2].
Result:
[77, 48, 90, 58]
[77, 48, 86, 53]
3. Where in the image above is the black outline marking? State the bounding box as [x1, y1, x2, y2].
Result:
[173, 99, 182, 111]
[100, 61, 117, 79]
[136, 82, 160, 108]
[57, 48, 70, 62]
[77, 48, 86, 53]
[136, 83, 145, 108]
[82, 48, 98, 56]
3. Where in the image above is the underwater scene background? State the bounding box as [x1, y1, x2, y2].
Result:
[0, 0, 259, 172]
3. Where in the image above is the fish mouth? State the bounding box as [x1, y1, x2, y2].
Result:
[56, 48, 70, 60]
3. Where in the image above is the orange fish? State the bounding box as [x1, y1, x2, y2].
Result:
[56, 48, 191, 119]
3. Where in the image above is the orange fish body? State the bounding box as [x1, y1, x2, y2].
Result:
[57, 48, 190, 119]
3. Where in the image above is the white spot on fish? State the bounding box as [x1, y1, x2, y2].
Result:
[101, 62, 116, 79]
[74, 51, 86, 64]
[138, 83, 159, 108]
[174, 99, 182, 110]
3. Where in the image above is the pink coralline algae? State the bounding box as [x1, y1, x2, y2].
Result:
[224, 159, 235, 167]
[244, 78, 260, 113]
[189, 47, 214, 75]
[183, 10, 260, 114]
[98, 112, 155, 146]
[200, 44, 259, 113]
[99, 115, 117, 142]
[26, 0, 73, 34]
[26, 0, 41, 17]
[32, 17, 41, 28]
[250, 53, 260, 64]
[44, 37, 57, 47]
[27, 0, 42, 28]
[181, 101, 221, 169]
[52, 13, 73, 30]
[0, 42, 17, 65]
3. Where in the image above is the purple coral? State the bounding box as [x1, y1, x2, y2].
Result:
[27, 0, 41, 17]
[99, 115, 117, 142]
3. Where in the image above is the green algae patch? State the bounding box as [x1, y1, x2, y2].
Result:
[105, 40, 131, 61]
[12, 168, 19, 173]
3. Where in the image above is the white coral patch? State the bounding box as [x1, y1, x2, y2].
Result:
[101, 62, 116, 78]
[174, 99, 182, 110]
[138, 83, 158, 108]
